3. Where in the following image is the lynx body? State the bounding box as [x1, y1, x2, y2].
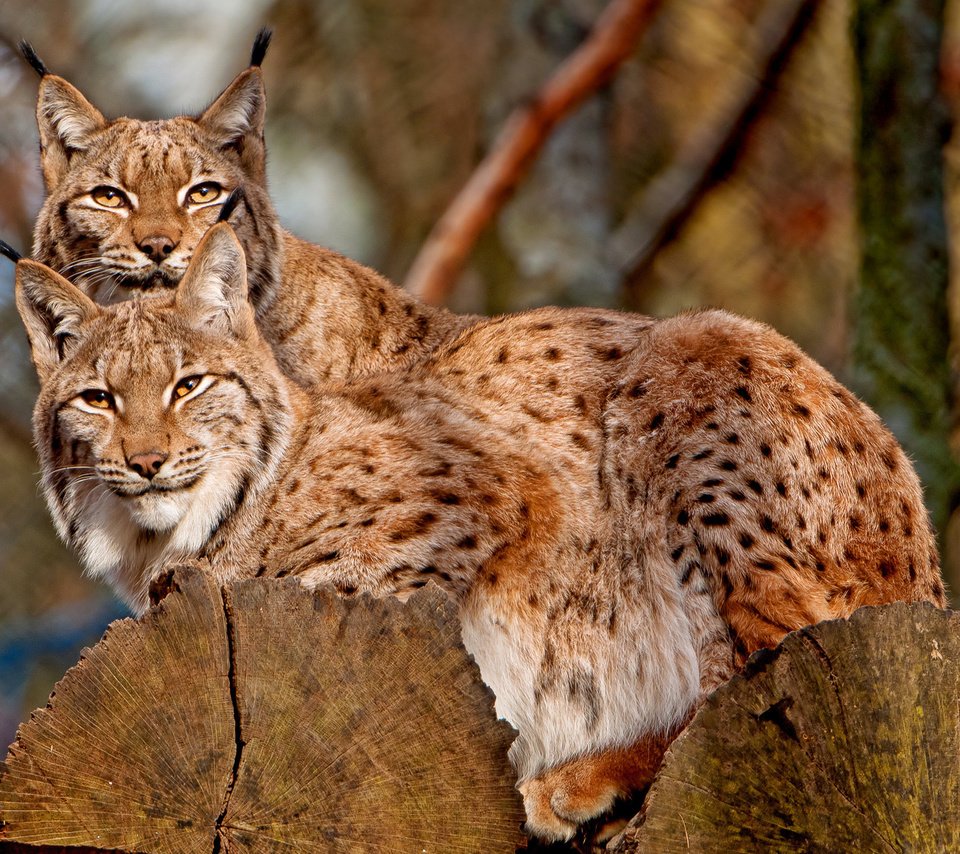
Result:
[15, 225, 946, 841]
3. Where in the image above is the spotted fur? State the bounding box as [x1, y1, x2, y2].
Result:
[16, 224, 946, 840]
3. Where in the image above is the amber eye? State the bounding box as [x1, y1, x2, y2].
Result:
[80, 389, 115, 410]
[91, 186, 129, 209]
[187, 182, 223, 205]
[173, 375, 203, 400]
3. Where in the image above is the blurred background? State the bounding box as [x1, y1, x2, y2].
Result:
[0, 0, 957, 749]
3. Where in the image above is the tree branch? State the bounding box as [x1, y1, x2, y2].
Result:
[609, 0, 822, 306]
[404, 0, 664, 306]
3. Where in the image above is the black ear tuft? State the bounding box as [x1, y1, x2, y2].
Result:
[217, 186, 246, 223]
[18, 40, 49, 77]
[250, 28, 273, 68]
[0, 239, 23, 264]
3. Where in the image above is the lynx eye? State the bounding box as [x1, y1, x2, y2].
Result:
[187, 182, 223, 205]
[173, 375, 204, 401]
[79, 389, 115, 410]
[91, 186, 129, 209]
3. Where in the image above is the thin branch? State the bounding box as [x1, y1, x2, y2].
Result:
[609, 0, 823, 305]
[405, 0, 664, 305]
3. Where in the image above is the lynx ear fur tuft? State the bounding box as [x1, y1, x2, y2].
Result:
[217, 187, 246, 224]
[250, 28, 273, 68]
[0, 239, 24, 264]
[19, 40, 49, 78]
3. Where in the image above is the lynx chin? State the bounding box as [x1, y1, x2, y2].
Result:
[11, 221, 946, 842]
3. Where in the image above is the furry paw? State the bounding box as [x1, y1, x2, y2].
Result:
[517, 732, 681, 842]
[518, 760, 623, 842]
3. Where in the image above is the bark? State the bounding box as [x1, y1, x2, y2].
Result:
[853, 0, 960, 600]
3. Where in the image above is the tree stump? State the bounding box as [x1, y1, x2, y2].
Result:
[612, 602, 959, 853]
[0, 569, 526, 853]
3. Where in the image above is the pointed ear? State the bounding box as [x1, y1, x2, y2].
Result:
[36, 75, 107, 189]
[197, 69, 266, 177]
[175, 223, 255, 338]
[15, 260, 100, 383]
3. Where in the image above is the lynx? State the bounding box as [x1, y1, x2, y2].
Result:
[9, 224, 946, 841]
[24, 33, 475, 389]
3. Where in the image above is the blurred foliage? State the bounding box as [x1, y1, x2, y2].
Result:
[0, 0, 955, 750]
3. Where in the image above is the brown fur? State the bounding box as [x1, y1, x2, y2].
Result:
[16, 224, 946, 841]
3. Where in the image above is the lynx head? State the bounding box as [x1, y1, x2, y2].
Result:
[14, 222, 291, 611]
[28, 30, 281, 308]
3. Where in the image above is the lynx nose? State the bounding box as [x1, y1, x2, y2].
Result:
[127, 451, 168, 480]
[137, 234, 178, 263]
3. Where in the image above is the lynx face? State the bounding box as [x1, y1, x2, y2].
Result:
[32, 61, 281, 306]
[18, 225, 289, 607]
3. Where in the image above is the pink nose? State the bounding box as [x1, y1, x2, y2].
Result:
[127, 451, 168, 480]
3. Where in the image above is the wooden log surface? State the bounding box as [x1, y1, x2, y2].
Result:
[0, 569, 526, 853]
[612, 602, 959, 853]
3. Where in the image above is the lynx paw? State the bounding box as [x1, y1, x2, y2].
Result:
[518, 764, 622, 842]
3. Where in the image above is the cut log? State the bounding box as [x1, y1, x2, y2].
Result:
[0, 569, 526, 853]
[612, 602, 960, 853]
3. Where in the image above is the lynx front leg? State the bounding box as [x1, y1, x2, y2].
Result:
[518, 728, 681, 842]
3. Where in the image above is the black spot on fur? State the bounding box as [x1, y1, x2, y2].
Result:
[725, 433, 739, 444]
[650, 412, 665, 430]
[545, 347, 561, 360]
[879, 560, 895, 578]
[793, 403, 811, 419]
[735, 385, 753, 403]
[702, 512, 730, 526]
[692, 449, 714, 460]
[760, 515, 775, 533]
[747, 479, 763, 494]
[736, 356, 752, 375]
[760, 443, 772, 457]
[720, 459, 738, 471]
[739, 532, 755, 549]
[666, 454, 680, 469]
[697, 493, 716, 504]
[677, 509, 690, 525]
[671, 545, 684, 561]
[776, 482, 787, 497]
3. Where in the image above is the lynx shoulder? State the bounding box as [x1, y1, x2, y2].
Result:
[26, 35, 473, 388]
[13, 224, 946, 841]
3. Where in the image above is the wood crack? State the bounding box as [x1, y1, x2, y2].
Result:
[213, 585, 244, 853]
